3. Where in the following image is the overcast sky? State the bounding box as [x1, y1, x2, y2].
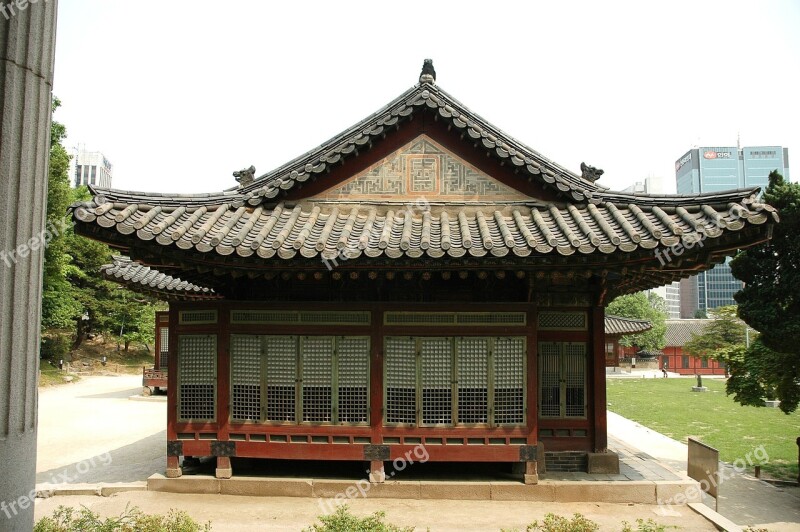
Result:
[53, 1, 800, 195]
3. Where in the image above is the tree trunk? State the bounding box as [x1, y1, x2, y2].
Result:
[124, 339, 130, 351]
[73, 318, 86, 348]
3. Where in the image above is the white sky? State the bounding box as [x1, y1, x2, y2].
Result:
[53, 1, 800, 195]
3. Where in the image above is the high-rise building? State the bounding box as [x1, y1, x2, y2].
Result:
[675, 146, 790, 317]
[70, 147, 113, 188]
[620, 176, 681, 318]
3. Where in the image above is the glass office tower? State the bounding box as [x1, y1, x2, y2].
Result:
[675, 146, 789, 317]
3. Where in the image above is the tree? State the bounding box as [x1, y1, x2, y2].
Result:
[684, 305, 746, 363]
[41, 97, 81, 329]
[606, 291, 668, 351]
[728, 170, 800, 413]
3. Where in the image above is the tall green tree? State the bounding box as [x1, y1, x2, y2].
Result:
[606, 291, 668, 351]
[729, 171, 800, 413]
[684, 305, 746, 361]
[41, 98, 81, 329]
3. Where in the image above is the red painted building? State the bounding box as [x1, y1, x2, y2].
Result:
[661, 319, 727, 375]
[75, 61, 776, 481]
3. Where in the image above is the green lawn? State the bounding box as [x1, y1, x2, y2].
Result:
[607, 377, 800, 481]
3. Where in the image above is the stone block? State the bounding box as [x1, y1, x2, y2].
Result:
[219, 477, 313, 497]
[490, 482, 555, 501]
[552, 480, 656, 504]
[656, 480, 703, 505]
[588, 451, 620, 474]
[419, 480, 491, 500]
[147, 474, 220, 494]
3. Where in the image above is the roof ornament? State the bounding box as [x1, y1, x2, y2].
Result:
[580, 162, 604, 182]
[233, 165, 256, 189]
[419, 59, 436, 85]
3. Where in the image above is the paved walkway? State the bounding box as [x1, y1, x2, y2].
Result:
[608, 410, 800, 530]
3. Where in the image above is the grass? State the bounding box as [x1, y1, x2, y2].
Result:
[38, 360, 80, 387]
[607, 377, 800, 480]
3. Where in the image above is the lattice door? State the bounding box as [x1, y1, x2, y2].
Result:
[456, 337, 488, 424]
[420, 337, 453, 426]
[337, 336, 369, 424]
[177, 335, 216, 421]
[231, 335, 262, 422]
[538, 341, 561, 418]
[384, 337, 416, 424]
[538, 341, 586, 418]
[301, 336, 333, 423]
[564, 343, 587, 417]
[264, 335, 297, 422]
[494, 337, 525, 424]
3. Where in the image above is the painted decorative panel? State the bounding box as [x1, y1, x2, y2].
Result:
[312, 136, 529, 201]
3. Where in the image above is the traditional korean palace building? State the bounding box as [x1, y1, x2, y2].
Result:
[72, 61, 777, 482]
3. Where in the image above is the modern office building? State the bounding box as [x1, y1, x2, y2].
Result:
[675, 146, 790, 317]
[70, 147, 113, 188]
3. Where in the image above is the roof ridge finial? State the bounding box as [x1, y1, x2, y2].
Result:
[419, 59, 436, 85]
[233, 165, 256, 189]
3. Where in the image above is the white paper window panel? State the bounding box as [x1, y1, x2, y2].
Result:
[159, 327, 169, 368]
[301, 336, 333, 423]
[493, 337, 525, 424]
[456, 337, 489, 424]
[337, 336, 370, 424]
[420, 338, 453, 425]
[177, 335, 216, 420]
[385, 337, 416, 424]
[264, 335, 297, 422]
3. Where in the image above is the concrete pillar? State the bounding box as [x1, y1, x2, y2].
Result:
[0, 2, 59, 530]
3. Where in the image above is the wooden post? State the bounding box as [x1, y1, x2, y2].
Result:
[591, 305, 607, 452]
[216, 456, 232, 479]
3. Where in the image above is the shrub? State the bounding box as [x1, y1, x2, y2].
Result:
[303, 505, 414, 532]
[34, 504, 211, 532]
[621, 519, 676, 532]
[525, 513, 600, 532]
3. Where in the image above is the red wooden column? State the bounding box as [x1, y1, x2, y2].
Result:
[166, 304, 181, 477]
[216, 305, 232, 478]
[591, 304, 607, 452]
[526, 304, 538, 445]
[369, 308, 385, 482]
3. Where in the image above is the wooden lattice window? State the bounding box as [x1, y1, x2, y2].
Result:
[537, 341, 587, 419]
[177, 335, 217, 421]
[384, 336, 526, 427]
[229, 335, 369, 425]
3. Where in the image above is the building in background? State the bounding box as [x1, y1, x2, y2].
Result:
[70, 147, 113, 188]
[619, 176, 680, 318]
[675, 146, 790, 317]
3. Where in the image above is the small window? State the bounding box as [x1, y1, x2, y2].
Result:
[682, 355, 690, 369]
[701, 358, 709, 369]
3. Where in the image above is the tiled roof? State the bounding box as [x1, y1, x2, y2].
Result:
[664, 319, 715, 346]
[100, 256, 221, 300]
[236, 81, 601, 204]
[73, 193, 776, 262]
[605, 315, 652, 336]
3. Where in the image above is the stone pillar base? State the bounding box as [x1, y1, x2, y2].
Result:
[369, 460, 385, 483]
[165, 467, 183, 478]
[215, 456, 232, 479]
[588, 451, 620, 474]
[166, 456, 182, 478]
